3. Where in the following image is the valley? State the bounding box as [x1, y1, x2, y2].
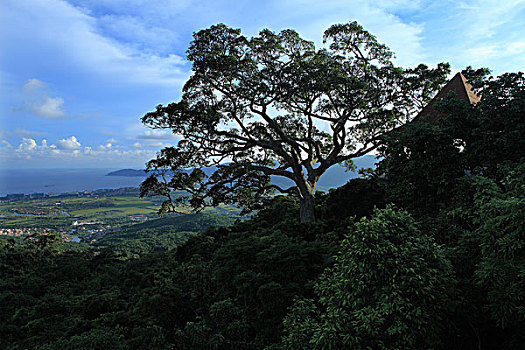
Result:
[0, 191, 239, 249]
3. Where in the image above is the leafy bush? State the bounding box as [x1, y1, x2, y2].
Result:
[282, 207, 454, 349]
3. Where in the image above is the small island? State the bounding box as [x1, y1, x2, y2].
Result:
[106, 169, 146, 177]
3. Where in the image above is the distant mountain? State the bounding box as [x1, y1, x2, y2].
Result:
[106, 155, 379, 190]
[106, 169, 147, 177]
[319, 154, 378, 190]
[272, 155, 379, 191]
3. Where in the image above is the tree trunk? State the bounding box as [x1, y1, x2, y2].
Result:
[300, 193, 316, 223]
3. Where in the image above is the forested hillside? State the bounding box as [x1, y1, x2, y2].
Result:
[1, 70, 523, 349]
[95, 212, 236, 257]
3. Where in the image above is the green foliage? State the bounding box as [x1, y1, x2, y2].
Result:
[140, 21, 449, 222]
[34, 328, 125, 350]
[1, 63, 523, 349]
[281, 207, 453, 349]
[439, 71, 525, 177]
[375, 69, 525, 348]
[171, 199, 342, 347]
[463, 164, 525, 328]
[316, 177, 386, 223]
[2, 192, 368, 349]
[377, 117, 467, 215]
[96, 212, 235, 256]
[378, 71, 525, 217]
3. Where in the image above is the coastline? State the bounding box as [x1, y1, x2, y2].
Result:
[0, 168, 147, 197]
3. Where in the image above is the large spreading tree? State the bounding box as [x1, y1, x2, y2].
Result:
[140, 21, 450, 222]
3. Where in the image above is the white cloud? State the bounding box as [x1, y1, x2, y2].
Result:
[6, 135, 157, 168]
[455, 0, 525, 40]
[17, 138, 38, 152]
[1, 0, 189, 87]
[68, 0, 195, 24]
[35, 96, 66, 118]
[149, 142, 173, 148]
[56, 136, 81, 150]
[21, 78, 67, 118]
[23, 78, 47, 93]
[96, 14, 181, 53]
[1, 0, 429, 90]
[420, 0, 525, 73]
[14, 138, 52, 159]
[136, 129, 178, 140]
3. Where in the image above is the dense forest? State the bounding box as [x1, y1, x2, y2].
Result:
[1, 70, 523, 349]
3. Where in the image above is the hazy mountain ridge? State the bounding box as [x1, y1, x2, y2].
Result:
[106, 169, 147, 177]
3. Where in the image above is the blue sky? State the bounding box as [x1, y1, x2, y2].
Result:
[1, 0, 524, 169]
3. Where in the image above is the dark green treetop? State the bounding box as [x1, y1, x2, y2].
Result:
[281, 207, 453, 349]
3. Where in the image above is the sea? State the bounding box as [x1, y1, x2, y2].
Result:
[0, 169, 147, 196]
[0, 156, 379, 197]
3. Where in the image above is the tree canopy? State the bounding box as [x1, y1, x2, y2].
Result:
[377, 71, 525, 216]
[282, 207, 453, 349]
[140, 21, 450, 222]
